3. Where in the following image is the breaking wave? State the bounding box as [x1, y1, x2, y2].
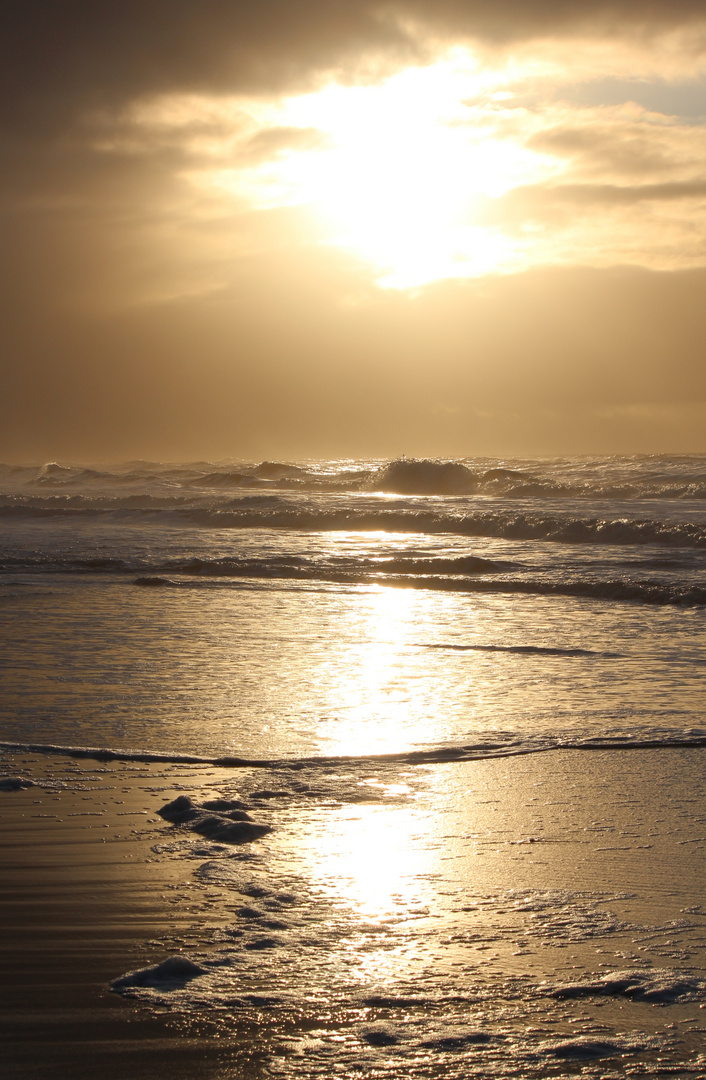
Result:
[2, 496, 705, 548]
[2, 548, 704, 604]
[3, 454, 706, 500]
[371, 458, 480, 495]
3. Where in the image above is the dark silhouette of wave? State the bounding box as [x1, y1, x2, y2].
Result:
[4, 455, 706, 499]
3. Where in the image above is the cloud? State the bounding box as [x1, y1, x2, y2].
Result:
[498, 179, 706, 209]
[3, 1, 706, 458]
[94, 85, 706, 281]
[4, 1, 706, 137]
[526, 113, 706, 179]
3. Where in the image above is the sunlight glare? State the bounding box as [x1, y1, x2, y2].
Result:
[321, 587, 416, 757]
[318, 805, 427, 920]
[218, 52, 562, 287]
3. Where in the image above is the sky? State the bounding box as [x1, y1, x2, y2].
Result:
[3, 0, 706, 462]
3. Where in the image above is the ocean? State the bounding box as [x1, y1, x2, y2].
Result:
[1, 454, 705, 1076]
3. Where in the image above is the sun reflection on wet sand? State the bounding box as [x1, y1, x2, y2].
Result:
[269, 747, 706, 1013]
[297, 797, 441, 985]
[312, 802, 428, 918]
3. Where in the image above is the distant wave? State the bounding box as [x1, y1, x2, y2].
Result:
[409, 577, 706, 606]
[183, 505, 705, 549]
[253, 461, 307, 479]
[128, 573, 706, 605]
[33, 463, 112, 485]
[2, 552, 502, 578]
[367, 457, 706, 499]
[161, 554, 504, 577]
[2, 731, 705, 769]
[4, 455, 706, 500]
[188, 470, 250, 488]
[370, 458, 481, 495]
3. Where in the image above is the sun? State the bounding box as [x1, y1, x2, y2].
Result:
[215, 52, 561, 288]
[134, 51, 564, 288]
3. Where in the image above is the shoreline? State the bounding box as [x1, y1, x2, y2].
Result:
[1, 747, 704, 1078]
[2, 731, 706, 773]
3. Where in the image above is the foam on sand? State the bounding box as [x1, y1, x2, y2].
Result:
[157, 794, 271, 843]
[0, 775, 35, 790]
[547, 968, 705, 1003]
[112, 955, 210, 992]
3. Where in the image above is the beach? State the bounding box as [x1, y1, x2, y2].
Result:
[2, 744, 704, 1078]
[5, 0, 706, 1068]
[4, 0, 706, 1063]
[1, 455, 705, 1075]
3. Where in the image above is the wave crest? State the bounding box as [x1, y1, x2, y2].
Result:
[3, 455, 706, 501]
[371, 459, 479, 496]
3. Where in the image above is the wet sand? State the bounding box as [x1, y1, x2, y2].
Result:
[1, 748, 704, 1078]
[0, 753, 266, 1079]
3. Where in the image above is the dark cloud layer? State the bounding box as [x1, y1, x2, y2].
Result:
[4, 1, 706, 132]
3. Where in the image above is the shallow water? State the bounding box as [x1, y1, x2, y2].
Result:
[1, 571, 705, 759]
[2, 455, 705, 760]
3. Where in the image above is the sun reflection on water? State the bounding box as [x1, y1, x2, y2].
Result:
[320, 585, 424, 757]
[290, 584, 454, 982]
